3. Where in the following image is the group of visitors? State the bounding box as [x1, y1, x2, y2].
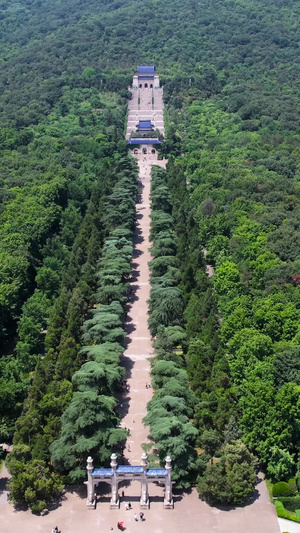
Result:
[115, 510, 145, 530]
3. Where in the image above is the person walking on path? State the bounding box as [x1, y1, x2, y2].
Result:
[134, 513, 138, 521]
[139, 512, 144, 521]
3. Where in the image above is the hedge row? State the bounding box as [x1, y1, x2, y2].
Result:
[144, 165, 197, 488]
[277, 496, 300, 512]
[275, 501, 300, 523]
[50, 157, 138, 481]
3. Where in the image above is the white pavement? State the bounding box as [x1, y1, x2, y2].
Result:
[278, 518, 300, 533]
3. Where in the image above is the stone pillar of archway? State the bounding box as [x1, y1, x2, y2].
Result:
[110, 453, 119, 508]
[132, 75, 138, 88]
[164, 456, 173, 509]
[86, 456, 96, 509]
[140, 452, 149, 508]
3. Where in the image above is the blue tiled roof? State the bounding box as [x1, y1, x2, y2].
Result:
[127, 138, 162, 145]
[137, 65, 155, 74]
[91, 466, 167, 478]
[92, 468, 113, 477]
[117, 466, 143, 474]
[146, 469, 167, 477]
[138, 120, 152, 128]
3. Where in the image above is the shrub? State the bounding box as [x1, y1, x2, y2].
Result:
[288, 478, 298, 495]
[273, 481, 293, 497]
[275, 501, 300, 523]
[277, 496, 300, 512]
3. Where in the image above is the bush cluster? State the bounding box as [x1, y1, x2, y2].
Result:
[273, 481, 294, 498]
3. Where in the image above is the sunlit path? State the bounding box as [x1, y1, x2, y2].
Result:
[119, 156, 166, 466]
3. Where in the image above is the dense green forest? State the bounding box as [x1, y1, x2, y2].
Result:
[2, 0, 300, 516]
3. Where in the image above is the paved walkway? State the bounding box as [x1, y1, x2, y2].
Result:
[0, 461, 280, 533]
[119, 155, 166, 467]
[278, 518, 300, 533]
[0, 462, 9, 506]
[126, 86, 165, 139]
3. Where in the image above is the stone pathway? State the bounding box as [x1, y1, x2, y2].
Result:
[0, 77, 281, 533]
[119, 157, 155, 465]
[126, 86, 165, 139]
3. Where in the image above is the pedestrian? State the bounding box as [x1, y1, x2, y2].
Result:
[133, 419, 135, 423]
[122, 490, 125, 497]
[128, 444, 131, 452]
[128, 502, 132, 509]
[139, 512, 144, 521]
[145, 383, 148, 389]
[134, 513, 138, 521]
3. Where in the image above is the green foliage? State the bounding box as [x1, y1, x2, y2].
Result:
[267, 446, 295, 482]
[224, 416, 242, 444]
[7, 449, 63, 512]
[197, 441, 256, 506]
[277, 496, 300, 513]
[4, 0, 300, 503]
[275, 501, 300, 523]
[10, 156, 137, 504]
[50, 391, 126, 481]
[201, 429, 221, 459]
[273, 482, 294, 498]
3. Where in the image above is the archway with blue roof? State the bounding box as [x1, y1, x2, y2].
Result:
[85, 453, 173, 510]
[137, 65, 156, 88]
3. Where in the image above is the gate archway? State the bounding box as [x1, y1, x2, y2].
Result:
[86, 453, 173, 510]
